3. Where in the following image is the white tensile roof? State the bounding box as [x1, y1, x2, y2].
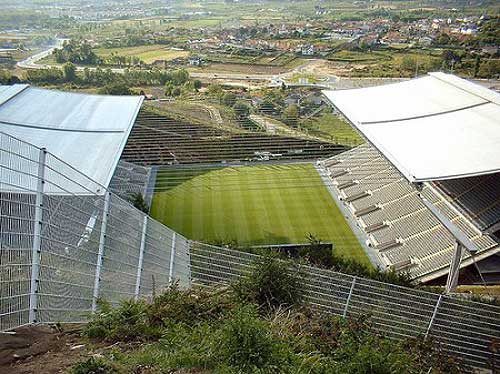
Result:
[0, 84, 143, 193]
[323, 72, 500, 182]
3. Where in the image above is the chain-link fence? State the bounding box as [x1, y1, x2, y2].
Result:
[0, 131, 190, 331]
[190, 242, 500, 370]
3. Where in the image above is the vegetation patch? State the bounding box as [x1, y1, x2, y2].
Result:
[73, 259, 473, 374]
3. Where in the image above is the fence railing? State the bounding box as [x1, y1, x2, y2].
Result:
[190, 242, 500, 370]
[2, 130, 500, 370]
[0, 131, 190, 331]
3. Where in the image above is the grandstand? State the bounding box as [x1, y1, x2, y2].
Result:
[121, 111, 347, 165]
[321, 72, 500, 284]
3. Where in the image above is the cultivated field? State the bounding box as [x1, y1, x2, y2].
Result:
[94, 45, 190, 64]
[150, 163, 368, 264]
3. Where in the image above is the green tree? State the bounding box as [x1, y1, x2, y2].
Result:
[233, 100, 250, 119]
[473, 55, 481, 78]
[477, 18, 500, 45]
[171, 69, 189, 85]
[434, 32, 450, 46]
[62, 62, 77, 82]
[222, 92, 237, 107]
[98, 82, 132, 95]
[172, 87, 181, 97]
[400, 55, 417, 73]
[478, 59, 500, 78]
[208, 84, 223, 99]
[193, 79, 202, 91]
[165, 83, 174, 97]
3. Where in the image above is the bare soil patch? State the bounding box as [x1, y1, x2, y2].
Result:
[0, 325, 89, 374]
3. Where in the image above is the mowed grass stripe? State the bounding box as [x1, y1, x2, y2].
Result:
[150, 164, 369, 266]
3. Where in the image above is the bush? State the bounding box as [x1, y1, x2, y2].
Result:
[83, 299, 159, 342]
[219, 305, 289, 372]
[149, 285, 234, 327]
[129, 192, 149, 213]
[297, 234, 414, 287]
[71, 357, 117, 374]
[232, 253, 302, 312]
[222, 92, 237, 107]
[82, 286, 470, 373]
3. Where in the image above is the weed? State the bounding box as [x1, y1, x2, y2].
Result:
[83, 299, 159, 342]
[233, 253, 302, 312]
[71, 357, 117, 374]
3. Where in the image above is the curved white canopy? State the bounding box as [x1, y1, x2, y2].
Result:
[0, 85, 143, 193]
[323, 73, 500, 182]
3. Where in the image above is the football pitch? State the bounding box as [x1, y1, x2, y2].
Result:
[150, 163, 369, 265]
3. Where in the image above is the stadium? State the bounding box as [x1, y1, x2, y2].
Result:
[1, 73, 500, 369]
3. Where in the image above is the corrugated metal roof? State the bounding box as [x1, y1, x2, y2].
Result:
[0, 84, 143, 194]
[323, 73, 500, 182]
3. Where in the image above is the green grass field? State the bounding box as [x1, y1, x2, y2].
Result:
[150, 163, 369, 264]
[95, 45, 190, 64]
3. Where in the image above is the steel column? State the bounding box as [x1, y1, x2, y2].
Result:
[343, 276, 357, 318]
[134, 215, 148, 300]
[425, 294, 443, 339]
[92, 192, 111, 312]
[29, 148, 46, 324]
[168, 232, 177, 285]
[445, 242, 463, 293]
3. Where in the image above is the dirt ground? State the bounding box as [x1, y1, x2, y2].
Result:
[0, 325, 92, 374]
[190, 62, 290, 75]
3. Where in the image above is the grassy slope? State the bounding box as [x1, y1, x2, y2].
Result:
[151, 163, 369, 265]
[303, 113, 364, 147]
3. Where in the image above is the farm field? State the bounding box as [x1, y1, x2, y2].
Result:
[94, 45, 190, 64]
[150, 163, 369, 264]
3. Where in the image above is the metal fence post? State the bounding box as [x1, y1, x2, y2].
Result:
[343, 276, 357, 318]
[168, 232, 177, 285]
[29, 148, 46, 324]
[134, 215, 148, 300]
[425, 294, 443, 339]
[92, 192, 111, 313]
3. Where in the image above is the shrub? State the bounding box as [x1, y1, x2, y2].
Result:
[219, 305, 289, 372]
[233, 253, 302, 312]
[300, 234, 414, 287]
[149, 285, 234, 327]
[403, 337, 473, 374]
[129, 192, 149, 213]
[71, 357, 117, 374]
[83, 299, 159, 342]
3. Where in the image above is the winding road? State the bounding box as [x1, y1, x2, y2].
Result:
[18, 40, 414, 90]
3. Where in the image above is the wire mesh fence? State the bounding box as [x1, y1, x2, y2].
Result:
[2, 130, 500, 370]
[109, 160, 152, 205]
[190, 242, 500, 370]
[0, 131, 190, 331]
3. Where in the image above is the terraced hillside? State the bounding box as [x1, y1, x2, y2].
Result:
[121, 112, 348, 165]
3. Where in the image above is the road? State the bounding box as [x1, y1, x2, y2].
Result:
[17, 38, 68, 70]
[17, 42, 500, 91]
[16, 42, 409, 90]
